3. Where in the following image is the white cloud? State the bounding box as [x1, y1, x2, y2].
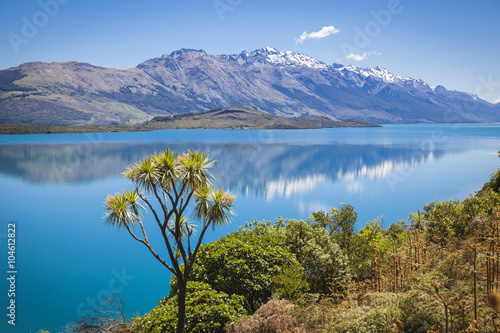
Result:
[295, 26, 340, 44]
[494, 98, 500, 104]
[346, 52, 368, 61]
[346, 50, 381, 61]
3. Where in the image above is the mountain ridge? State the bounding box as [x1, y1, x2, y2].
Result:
[1, 47, 499, 125]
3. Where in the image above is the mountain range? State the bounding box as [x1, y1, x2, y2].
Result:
[1, 46, 499, 125]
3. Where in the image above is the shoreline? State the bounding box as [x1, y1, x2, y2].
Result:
[0, 122, 381, 135]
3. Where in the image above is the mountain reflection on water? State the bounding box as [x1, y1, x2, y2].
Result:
[0, 141, 446, 201]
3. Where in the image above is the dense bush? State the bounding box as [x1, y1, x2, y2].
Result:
[239, 218, 348, 295]
[132, 282, 246, 333]
[399, 290, 444, 333]
[174, 232, 309, 313]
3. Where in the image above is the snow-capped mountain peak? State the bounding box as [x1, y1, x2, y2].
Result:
[338, 64, 412, 84]
[133, 47, 498, 123]
[243, 47, 328, 69]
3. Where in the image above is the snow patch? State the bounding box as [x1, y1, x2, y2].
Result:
[338, 65, 412, 84]
[244, 47, 328, 69]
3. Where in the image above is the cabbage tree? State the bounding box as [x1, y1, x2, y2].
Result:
[104, 149, 234, 333]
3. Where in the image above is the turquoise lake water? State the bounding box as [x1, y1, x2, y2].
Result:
[0, 124, 499, 332]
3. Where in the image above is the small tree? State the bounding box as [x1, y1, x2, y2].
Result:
[104, 149, 234, 333]
[312, 203, 358, 258]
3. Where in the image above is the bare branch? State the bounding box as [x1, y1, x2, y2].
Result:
[138, 193, 164, 231]
[159, 226, 182, 274]
[171, 177, 179, 199]
[190, 216, 210, 265]
[174, 213, 189, 264]
[124, 222, 175, 274]
[64, 293, 126, 333]
[152, 183, 168, 221]
[179, 190, 195, 219]
[162, 190, 170, 215]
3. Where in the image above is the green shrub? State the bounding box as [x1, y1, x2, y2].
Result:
[239, 218, 348, 295]
[325, 292, 402, 333]
[184, 233, 309, 313]
[399, 290, 444, 333]
[132, 282, 246, 333]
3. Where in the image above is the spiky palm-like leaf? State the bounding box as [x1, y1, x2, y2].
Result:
[104, 191, 142, 229]
[123, 189, 144, 218]
[194, 188, 235, 228]
[193, 187, 211, 221]
[154, 148, 180, 188]
[179, 150, 214, 190]
[169, 215, 197, 241]
[208, 189, 235, 228]
[127, 156, 159, 192]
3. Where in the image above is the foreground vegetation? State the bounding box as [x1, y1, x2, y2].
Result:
[0, 106, 379, 134]
[60, 167, 500, 332]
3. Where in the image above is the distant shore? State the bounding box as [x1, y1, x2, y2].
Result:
[0, 106, 381, 135]
[0, 121, 380, 135]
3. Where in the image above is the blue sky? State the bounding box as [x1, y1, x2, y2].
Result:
[1, 0, 499, 103]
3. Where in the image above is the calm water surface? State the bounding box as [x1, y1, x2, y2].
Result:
[0, 124, 499, 332]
